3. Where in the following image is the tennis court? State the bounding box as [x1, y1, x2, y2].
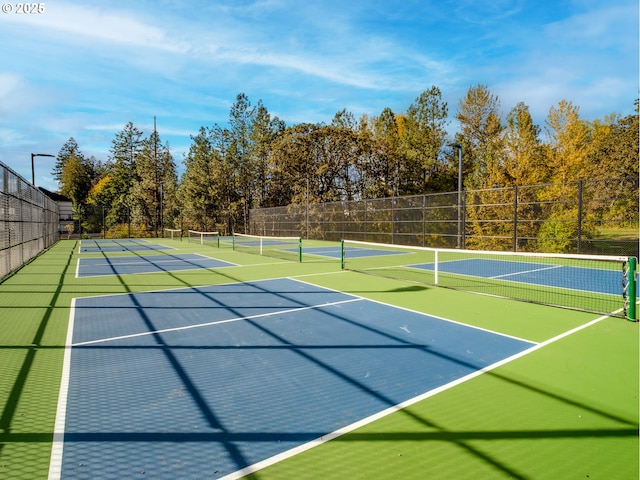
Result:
[79, 239, 174, 253]
[296, 244, 637, 298]
[53, 277, 535, 478]
[407, 258, 632, 296]
[77, 252, 236, 277]
[0, 237, 637, 479]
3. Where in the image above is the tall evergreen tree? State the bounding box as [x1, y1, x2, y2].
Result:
[331, 109, 358, 130]
[251, 101, 285, 208]
[106, 122, 144, 227]
[368, 107, 402, 198]
[178, 127, 221, 231]
[130, 128, 177, 236]
[404, 86, 449, 192]
[228, 93, 256, 232]
[267, 123, 313, 207]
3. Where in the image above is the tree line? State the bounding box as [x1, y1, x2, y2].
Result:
[54, 85, 639, 237]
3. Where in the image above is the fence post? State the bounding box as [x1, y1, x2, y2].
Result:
[627, 257, 637, 321]
[364, 199, 368, 242]
[461, 191, 467, 249]
[577, 180, 583, 253]
[305, 178, 309, 239]
[422, 194, 426, 247]
[513, 185, 518, 251]
[391, 197, 395, 244]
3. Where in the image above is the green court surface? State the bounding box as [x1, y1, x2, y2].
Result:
[0, 239, 637, 479]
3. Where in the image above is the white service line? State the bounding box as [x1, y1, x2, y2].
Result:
[72, 298, 364, 346]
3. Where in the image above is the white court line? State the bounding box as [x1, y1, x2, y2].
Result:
[47, 270, 626, 479]
[289, 277, 538, 345]
[83, 258, 218, 267]
[396, 261, 620, 298]
[47, 299, 77, 480]
[72, 298, 364, 346]
[220, 307, 620, 480]
[490, 264, 563, 279]
[75, 253, 239, 278]
[47, 293, 362, 477]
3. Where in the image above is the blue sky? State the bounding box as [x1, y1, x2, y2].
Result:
[1, 0, 637, 191]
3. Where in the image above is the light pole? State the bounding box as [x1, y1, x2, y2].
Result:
[31, 153, 55, 186]
[450, 143, 463, 248]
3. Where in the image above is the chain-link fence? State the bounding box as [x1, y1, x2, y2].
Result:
[0, 161, 60, 279]
[250, 176, 639, 256]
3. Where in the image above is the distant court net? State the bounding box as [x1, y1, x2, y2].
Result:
[341, 240, 637, 320]
[163, 228, 182, 240]
[187, 230, 220, 247]
[233, 233, 302, 262]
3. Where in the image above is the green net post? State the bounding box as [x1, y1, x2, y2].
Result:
[232, 233, 235, 251]
[298, 237, 302, 262]
[340, 240, 345, 270]
[628, 257, 636, 321]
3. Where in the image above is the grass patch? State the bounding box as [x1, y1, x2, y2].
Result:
[595, 228, 639, 241]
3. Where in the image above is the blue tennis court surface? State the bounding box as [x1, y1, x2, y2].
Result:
[79, 239, 174, 253]
[54, 278, 536, 479]
[77, 253, 235, 277]
[409, 258, 630, 296]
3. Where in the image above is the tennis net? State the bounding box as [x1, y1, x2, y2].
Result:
[187, 230, 220, 247]
[233, 233, 302, 262]
[163, 228, 182, 240]
[341, 239, 637, 320]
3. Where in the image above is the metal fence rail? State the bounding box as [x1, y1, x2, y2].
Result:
[0, 161, 59, 280]
[250, 177, 639, 256]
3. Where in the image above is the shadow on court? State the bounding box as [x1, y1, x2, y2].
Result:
[56, 264, 637, 479]
[0, 242, 78, 465]
[2, 242, 637, 479]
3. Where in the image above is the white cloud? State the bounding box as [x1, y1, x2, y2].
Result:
[2, 2, 188, 53]
[0, 73, 21, 94]
[0, 73, 24, 112]
[0, 0, 635, 185]
[0, 73, 64, 117]
[454, 0, 524, 24]
[487, 1, 638, 122]
[0, 127, 26, 145]
[3, 1, 450, 95]
[544, 4, 637, 48]
[84, 123, 133, 133]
